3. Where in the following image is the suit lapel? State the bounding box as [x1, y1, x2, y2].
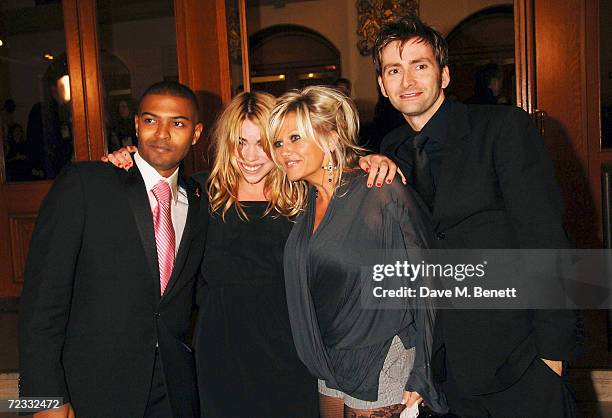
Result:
[432, 102, 471, 228]
[124, 167, 161, 296]
[160, 175, 201, 300]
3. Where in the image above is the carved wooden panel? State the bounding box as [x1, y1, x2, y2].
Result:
[0, 373, 19, 399]
[8, 215, 37, 284]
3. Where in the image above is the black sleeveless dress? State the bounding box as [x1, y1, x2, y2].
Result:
[194, 202, 318, 418]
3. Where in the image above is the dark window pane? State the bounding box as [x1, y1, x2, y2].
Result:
[0, 1, 74, 182]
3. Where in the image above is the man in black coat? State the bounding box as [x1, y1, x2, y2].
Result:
[19, 81, 206, 418]
[374, 18, 578, 417]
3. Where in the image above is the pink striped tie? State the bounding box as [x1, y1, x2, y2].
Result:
[151, 180, 175, 295]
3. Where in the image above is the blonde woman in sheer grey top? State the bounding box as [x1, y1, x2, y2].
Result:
[268, 86, 447, 417]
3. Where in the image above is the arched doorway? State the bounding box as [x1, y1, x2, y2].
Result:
[249, 24, 341, 96]
[446, 5, 515, 105]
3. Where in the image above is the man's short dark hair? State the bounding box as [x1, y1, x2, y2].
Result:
[138, 81, 200, 121]
[373, 17, 448, 77]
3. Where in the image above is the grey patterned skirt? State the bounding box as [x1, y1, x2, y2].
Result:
[318, 336, 416, 409]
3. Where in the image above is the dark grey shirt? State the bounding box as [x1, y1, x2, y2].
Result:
[384, 98, 451, 186]
[283, 172, 447, 412]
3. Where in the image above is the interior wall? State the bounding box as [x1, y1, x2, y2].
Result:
[99, 17, 177, 101]
[246, 0, 510, 121]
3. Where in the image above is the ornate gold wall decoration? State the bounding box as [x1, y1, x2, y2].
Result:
[226, 0, 242, 63]
[356, 0, 419, 56]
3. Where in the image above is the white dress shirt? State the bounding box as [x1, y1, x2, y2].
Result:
[134, 152, 188, 254]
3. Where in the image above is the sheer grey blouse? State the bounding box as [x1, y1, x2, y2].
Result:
[283, 171, 447, 413]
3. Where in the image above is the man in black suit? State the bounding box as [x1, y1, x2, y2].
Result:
[374, 18, 578, 417]
[19, 81, 206, 418]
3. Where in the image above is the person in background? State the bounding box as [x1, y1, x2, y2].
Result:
[5, 123, 42, 181]
[465, 63, 508, 105]
[2, 98, 43, 181]
[359, 90, 406, 152]
[1, 99, 17, 149]
[108, 98, 137, 152]
[334, 77, 352, 97]
[26, 62, 73, 179]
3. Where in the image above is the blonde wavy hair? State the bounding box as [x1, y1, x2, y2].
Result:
[267, 85, 366, 215]
[207, 91, 296, 220]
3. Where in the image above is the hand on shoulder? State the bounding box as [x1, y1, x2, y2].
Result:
[100, 145, 137, 170]
[358, 154, 406, 187]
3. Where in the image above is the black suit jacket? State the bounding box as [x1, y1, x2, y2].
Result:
[19, 162, 207, 418]
[381, 101, 578, 395]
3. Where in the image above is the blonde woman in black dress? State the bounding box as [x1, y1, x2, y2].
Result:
[190, 91, 319, 417]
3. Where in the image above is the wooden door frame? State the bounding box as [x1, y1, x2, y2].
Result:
[64, 0, 107, 161]
[514, 0, 536, 114]
[175, 0, 232, 174]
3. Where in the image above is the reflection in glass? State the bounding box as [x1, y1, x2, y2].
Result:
[0, 1, 74, 182]
[96, 0, 177, 153]
[601, 0, 612, 149]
